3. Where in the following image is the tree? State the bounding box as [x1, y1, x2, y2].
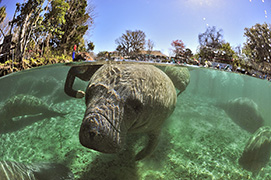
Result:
[97, 51, 109, 59]
[219, 42, 235, 61]
[43, 0, 69, 53]
[0, 17, 9, 41]
[11, 0, 45, 61]
[0, 0, 95, 63]
[116, 44, 125, 56]
[184, 48, 193, 59]
[0, 5, 6, 23]
[198, 26, 225, 61]
[30, 0, 94, 56]
[171, 39, 185, 58]
[0, 1, 18, 63]
[243, 23, 271, 62]
[87, 41, 95, 51]
[115, 30, 146, 56]
[146, 39, 154, 55]
[198, 26, 224, 49]
[0, 0, 8, 41]
[59, 0, 93, 54]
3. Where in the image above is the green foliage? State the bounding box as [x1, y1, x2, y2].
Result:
[243, 23, 271, 62]
[219, 42, 235, 60]
[184, 48, 193, 59]
[87, 41, 95, 51]
[198, 26, 225, 61]
[1, 0, 94, 64]
[77, 38, 86, 52]
[44, 0, 69, 37]
[0, 6, 6, 23]
[12, 0, 45, 26]
[198, 46, 215, 61]
[97, 51, 109, 58]
[198, 27, 236, 63]
[59, 0, 91, 53]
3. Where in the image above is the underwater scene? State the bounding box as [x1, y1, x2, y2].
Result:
[0, 61, 271, 180]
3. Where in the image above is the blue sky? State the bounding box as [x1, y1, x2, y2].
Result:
[1, 0, 270, 55]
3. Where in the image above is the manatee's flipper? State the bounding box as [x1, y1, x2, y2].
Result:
[64, 65, 102, 98]
[44, 107, 68, 118]
[177, 91, 182, 97]
[135, 130, 160, 161]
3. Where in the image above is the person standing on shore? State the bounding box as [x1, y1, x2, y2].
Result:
[72, 45, 77, 60]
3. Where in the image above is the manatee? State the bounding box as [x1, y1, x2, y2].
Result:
[65, 64, 177, 160]
[163, 66, 190, 96]
[0, 161, 74, 180]
[0, 94, 67, 133]
[217, 97, 264, 133]
[238, 126, 271, 173]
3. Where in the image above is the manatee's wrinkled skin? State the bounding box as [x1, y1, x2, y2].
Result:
[163, 66, 190, 96]
[78, 64, 177, 160]
[238, 126, 271, 173]
[217, 97, 264, 133]
[0, 161, 74, 180]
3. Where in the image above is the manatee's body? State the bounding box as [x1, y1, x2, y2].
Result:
[239, 126, 271, 173]
[217, 97, 264, 133]
[0, 161, 74, 180]
[76, 64, 177, 160]
[1, 94, 66, 119]
[163, 66, 190, 96]
[0, 94, 66, 133]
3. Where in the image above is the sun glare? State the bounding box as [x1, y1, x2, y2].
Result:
[185, 0, 221, 8]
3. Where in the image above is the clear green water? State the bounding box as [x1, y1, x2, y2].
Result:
[0, 62, 271, 180]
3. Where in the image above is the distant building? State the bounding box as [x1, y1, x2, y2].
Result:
[139, 50, 168, 58]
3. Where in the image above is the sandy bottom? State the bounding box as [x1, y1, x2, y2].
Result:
[1, 90, 270, 180]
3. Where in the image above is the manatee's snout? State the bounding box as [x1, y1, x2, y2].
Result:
[79, 112, 123, 153]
